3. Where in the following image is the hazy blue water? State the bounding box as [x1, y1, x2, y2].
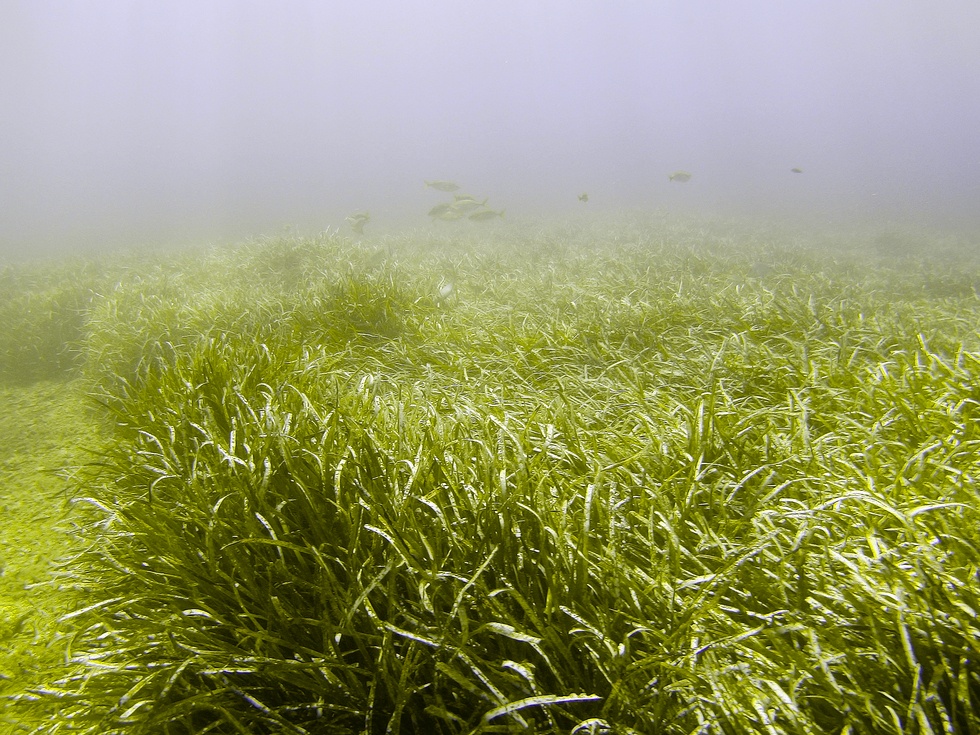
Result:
[2, 1, 978, 257]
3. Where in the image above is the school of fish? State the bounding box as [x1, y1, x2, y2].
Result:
[346, 168, 806, 233]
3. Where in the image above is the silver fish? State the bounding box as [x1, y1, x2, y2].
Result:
[428, 202, 454, 217]
[346, 211, 370, 234]
[468, 208, 505, 221]
[450, 197, 488, 213]
[791, 167, 803, 174]
[430, 203, 468, 221]
[668, 171, 692, 183]
[425, 180, 461, 192]
[578, 192, 589, 202]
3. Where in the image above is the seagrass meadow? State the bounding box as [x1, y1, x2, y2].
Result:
[2, 213, 980, 734]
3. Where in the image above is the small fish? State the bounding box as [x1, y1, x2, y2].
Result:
[468, 208, 504, 221]
[346, 211, 370, 234]
[668, 171, 692, 183]
[791, 167, 803, 173]
[429, 202, 468, 220]
[428, 202, 454, 217]
[578, 193, 589, 203]
[437, 281, 454, 300]
[425, 180, 460, 192]
[449, 198, 488, 214]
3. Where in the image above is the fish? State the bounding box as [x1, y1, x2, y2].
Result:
[578, 193, 589, 203]
[428, 202, 454, 217]
[434, 209, 467, 221]
[425, 180, 460, 192]
[346, 211, 370, 234]
[428, 202, 469, 220]
[468, 208, 504, 221]
[449, 197, 488, 213]
[668, 171, 692, 183]
[791, 167, 803, 173]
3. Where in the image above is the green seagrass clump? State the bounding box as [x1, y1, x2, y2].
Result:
[7, 215, 980, 733]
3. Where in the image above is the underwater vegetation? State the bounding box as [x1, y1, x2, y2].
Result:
[2, 213, 980, 733]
